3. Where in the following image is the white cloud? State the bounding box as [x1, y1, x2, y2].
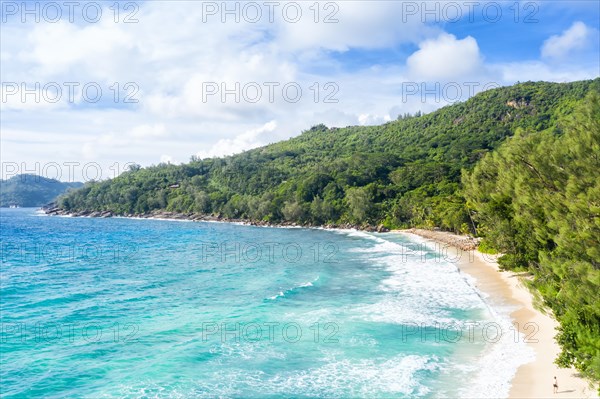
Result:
[197, 120, 278, 159]
[23, 20, 134, 81]
[129, 124, 167, 139]
[407, 33, 482, 80]
[0, 83, 69, 111]
[491, 60, 597, 84]
[274, 1, 439, 52]
[358, 113, 392, 125]
[82, 142, 96, 160]
[541, 22, 594, 59]
[1, 1, 598, 180]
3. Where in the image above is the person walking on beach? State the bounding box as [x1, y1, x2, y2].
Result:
[553, 376, 558, 394]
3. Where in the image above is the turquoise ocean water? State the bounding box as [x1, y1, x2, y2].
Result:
[0, 208, 533, 398]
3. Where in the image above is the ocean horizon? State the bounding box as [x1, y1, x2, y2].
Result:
[0, 208, 534, 398]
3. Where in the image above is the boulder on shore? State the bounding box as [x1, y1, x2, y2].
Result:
[377, 224, 390, 233]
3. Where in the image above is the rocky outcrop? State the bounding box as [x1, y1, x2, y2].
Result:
[506, 99, 531, 109]
[44, 207, 68, 216]
[377, 224, 390, 233]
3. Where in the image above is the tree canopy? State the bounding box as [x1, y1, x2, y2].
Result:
[463, 91, 600, 382]
[59, 79, 598, 231]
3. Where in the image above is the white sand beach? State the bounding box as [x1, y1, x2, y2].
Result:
[397, 229, 598, 399]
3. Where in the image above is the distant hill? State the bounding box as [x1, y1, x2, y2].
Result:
[0, 174, 83, 207]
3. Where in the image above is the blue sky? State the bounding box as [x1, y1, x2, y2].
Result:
[446, 1, 599, 62]
[330, 1, 599, 68]
[1, 0, 599, 181]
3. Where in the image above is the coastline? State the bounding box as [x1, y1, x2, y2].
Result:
[40, 207, 391, 232]
[396, 229, 598, 399]
[37, 207, 598, 396]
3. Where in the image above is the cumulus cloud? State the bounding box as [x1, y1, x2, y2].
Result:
[274, 1, 439, 52]
[358, 113, 392, 125]
[406, 33, 482, 80]
[197, 120, 278, 159]
[541, 22, 595, 59]
[23, 20, 134, 79]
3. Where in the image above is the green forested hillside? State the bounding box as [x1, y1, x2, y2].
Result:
[57, 78, 599, 384]
[463, 91, 600, 382]
[59, 79, 597, 229]
[0, 174, 83, 207]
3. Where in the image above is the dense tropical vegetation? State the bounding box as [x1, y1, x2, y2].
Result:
[60, 80, 596, 228]
[0, 174, 82, 207]
[57, 79, 599, 384]
[463, 90, 600, 383]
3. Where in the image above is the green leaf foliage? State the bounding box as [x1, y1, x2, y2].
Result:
[463, 91, 600, 384]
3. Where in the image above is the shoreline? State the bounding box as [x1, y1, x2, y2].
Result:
[396, 229, 597, 399]
[40, 207, 391, 232]
[36, 208, 598, 396]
